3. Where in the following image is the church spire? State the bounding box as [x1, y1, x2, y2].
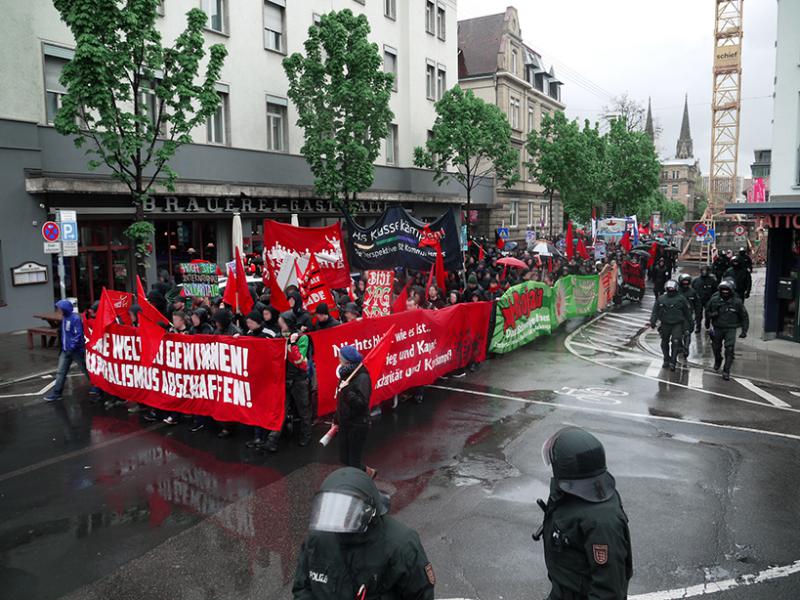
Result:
[645, 97, 654, 143]
[676, 94, 693, 159]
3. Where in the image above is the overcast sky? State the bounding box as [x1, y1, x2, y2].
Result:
[458, 0, 777, 175]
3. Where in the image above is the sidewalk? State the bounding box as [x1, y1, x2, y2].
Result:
[0, 331, 60, 386]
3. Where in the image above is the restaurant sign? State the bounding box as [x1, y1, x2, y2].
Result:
[142, 196, 387, 216]
[759, 214, 800, 230]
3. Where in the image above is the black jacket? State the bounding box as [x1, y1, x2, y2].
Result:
[314, 317, 341, 331]
[336, 368, 372, 427]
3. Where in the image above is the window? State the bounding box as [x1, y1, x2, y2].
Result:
[510, 201, 519, 228]
[207, 88, 228, 144]
[660, 185, 667, 195]
[264, 0, 285, 52]
[436, 66, 446, 100]
[202, 0, 225, 33]
[425, 1, 435, 34]
[510, 96, 520, 130]
[436, 5, 446, 40]
[384, 46, 397, 92]
[511, 49, 518, 75]
[671, 184, 679, 196]
[541, 108, 550, 123]
[384, 0, 396, 19]
[267, 96, 288, 151]
[156, 0, 165, 15]
[527, 202, 534, 227]
[313, 13, 322, 26]
[44, 55, 69, 124]
[386, 124, 398, 165]
[528, 102, 535, 133]
[140, 79, 167, 136]
[426, 62, 436, 100]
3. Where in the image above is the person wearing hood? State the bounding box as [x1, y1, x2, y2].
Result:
[44, 300, 102, 402]
[242, 311, 268, 338]
[261, 305, 281, 338]
[342, 302, 360, 323]
[537, 427, 632, 600]
[335, 345, 376, 478]
[189, 307, 215, 335]
[313, 303, 340, 330]
[287, 290, 313, 332]
[464, 273, 484, 301]
[213, 308, 240, 336]
[292, 467, 435, 599]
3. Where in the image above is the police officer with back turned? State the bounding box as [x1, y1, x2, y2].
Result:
[705, 280, 749, 381]
[293, 467, 435, 599]
[650, 280, 692, 371]
[535, 427, 633, 600]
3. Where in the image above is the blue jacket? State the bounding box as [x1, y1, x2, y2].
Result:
[57, 299, 85, 353]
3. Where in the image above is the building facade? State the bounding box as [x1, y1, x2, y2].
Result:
[658, 96, 701, 218]
[727, 0, 800, 343]
[0, 0, 494, 331]
[457, 7, 565, 243]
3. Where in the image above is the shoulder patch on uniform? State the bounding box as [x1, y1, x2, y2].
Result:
[592, 544, 609, 566]
[425, 563, 436, 585]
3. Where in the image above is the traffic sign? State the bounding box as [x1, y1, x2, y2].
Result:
[42, 221, 60, 242]
[62, 241, 79, 257]
[61, 221, 78, 242]
[703, 234, 714, 244]
[693, 222, 707, 237]
[497, 227, 510, 239]
[58, 210, 77, 222]
[43, 241, 60, 254]
[734, 225, 746, 236]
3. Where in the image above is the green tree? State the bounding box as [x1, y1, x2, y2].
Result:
[602, 118, 661, 216]
[53, 0, 227, 270]
[526, 111, 598, 234]
[660, 197, 687, 224]
[284, 10, 394, 212]
[414, 87, 518, 237]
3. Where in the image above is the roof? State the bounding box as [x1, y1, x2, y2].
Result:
[661, 158, 697, 167]
[458, 13, 505, 78]
[725, 201, 800, 215]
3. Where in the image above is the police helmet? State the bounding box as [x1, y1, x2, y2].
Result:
[308, 467, 388, 533]
[718, 280, 735, 295]
[665, 280, 679, 293]
[731, 256, 741, 266]
[700, 265, 710, 276]
[542, 427, 616, 503]
[739, 247, 746, 253]
[678, 273, 692, 286]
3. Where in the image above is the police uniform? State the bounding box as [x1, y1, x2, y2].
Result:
[678, 275, 699, 356]
[650, 283, 692, 370]
[691, 270, 718, 332]
[293, 468, 435, 600]
[705, 283, 749, 380]
[539, 428, 633, 600]
[723, 259, 752, 301]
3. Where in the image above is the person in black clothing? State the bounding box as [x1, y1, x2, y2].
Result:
[287, 290, 313, 332]
[313, 303, 340, 330]
[261, 305, 282, 338]
[189, 307, 215, 335]
[737, 247, 753, 272]
[712, 253, 730, 282]
[335, 345, 376, 478]
[213, 308, 240, 336]
[724, 257, 752, 301]
[649, 257, 670, 298]
[243, 311, 268, 337]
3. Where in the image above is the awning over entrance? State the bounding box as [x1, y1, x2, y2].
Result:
[725, 201, 800, 215]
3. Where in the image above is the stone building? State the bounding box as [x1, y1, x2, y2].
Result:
[659, 95, 701, 218]
[457, 7, 565, 243]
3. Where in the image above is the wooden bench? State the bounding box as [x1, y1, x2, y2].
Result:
[27, 327, 59, 349]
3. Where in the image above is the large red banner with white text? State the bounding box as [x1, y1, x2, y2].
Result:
[86, 326, 287, 430]
[309, 302, 493, 416]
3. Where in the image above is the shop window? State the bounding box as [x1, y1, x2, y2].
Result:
[155, 220, 218, 282]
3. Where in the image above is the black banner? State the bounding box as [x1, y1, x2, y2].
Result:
[345, 207, 463, 271]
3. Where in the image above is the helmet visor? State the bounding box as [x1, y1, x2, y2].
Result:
[541, 429, 563, 467]
[309, 491, 374, 533]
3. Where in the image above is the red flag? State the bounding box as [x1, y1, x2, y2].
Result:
[265, 262, 291, 313]
[565, 221, 574, 260]
[222, 266, 237, 308]
[105, 289, 133, 325]
[89, 288, 118, 349]
[297, 255, 339, 318]
[136, 276, 169, 366]
[361, 326, 397, 384]
[646, 242, 659, 268]
[425, 263, 435, 301]
[620, 230, 632, 252]
[392, 281, 410, 313]
[577, 238, 590, 260]
[435, 247, 446, 292]
[235, 247, 254, 315]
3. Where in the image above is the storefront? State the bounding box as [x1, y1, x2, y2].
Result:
[725, 202, 800, 342]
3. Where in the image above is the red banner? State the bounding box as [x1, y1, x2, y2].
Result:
[362, 270, 394, 318]
[86, 325, 287, 430]
[262, 220, 351, 289]
[309, 302, 493, 415]
[297, 255, 338, 317]
[597, 264, 618, 311]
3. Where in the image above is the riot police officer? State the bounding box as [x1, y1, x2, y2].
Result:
[650, 280, 692, 371]
[537, 427, 633, 600]
[705, 280, 749, 381]
[649, 257, 670, 299]
[724, 257, 752, 302]
[737, 247, 753, 272]
[712, 253, 729, 282]
[691, 266, 718, 332]
[293, 467, 435, 599]
[677, 274, 699, 357]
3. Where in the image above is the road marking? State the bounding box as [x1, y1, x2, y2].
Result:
[0, 423, 164, 483]
[646, 359, 663, 378]
[733, 378, 791, 408]
[602, 314, 648, 327]
[688, 368, 704, 389]
[629, 558, 800, 599]
[569, 341, 645, 359]
[791, 391, 800, 398]
[430, 384, 800, 442]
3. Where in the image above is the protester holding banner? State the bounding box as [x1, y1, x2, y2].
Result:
[189, 307, 214, 335]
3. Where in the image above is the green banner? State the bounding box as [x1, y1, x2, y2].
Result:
[490, 275, 600, 354]
[490, 282, 553, 354]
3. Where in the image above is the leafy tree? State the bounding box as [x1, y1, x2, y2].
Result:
[660, 197, 687, 224]
[414, 87, 519, 237]
[601, 118, 661, 217]
[53, 0, 227, 271]
[284, 10, 394, 212]
[526, 111, 597, 233]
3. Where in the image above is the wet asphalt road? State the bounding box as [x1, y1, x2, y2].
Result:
[1, 298, 799, 600]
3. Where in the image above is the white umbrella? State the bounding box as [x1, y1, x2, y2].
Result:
[291, 213, 299, 227]
[232, 212, 243, 259]
[532, 241, 552, 256]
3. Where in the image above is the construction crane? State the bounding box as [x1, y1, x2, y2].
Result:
[702, 0, 745, 264]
